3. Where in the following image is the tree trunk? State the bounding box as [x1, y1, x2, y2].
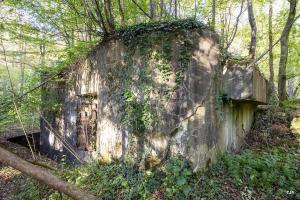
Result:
[20, 57, 25, 95]
[159, 0, 164, 19]
[118, 0, 125, 28]
[0, 147, 99, 200]
[247, 0, 257, 59]
[174, 0, 177, 18]
[268, 0, 277, 103]
[103, 0, 115, 33]
[212, 0, 216, 30]
[278, 0, 298, 101]
[93, 0, 108, 34]
[194, 0, 197, 18]
[149, 0, 157, 20]
[220, 13, 225, 50]
[268, 1, 274, 84]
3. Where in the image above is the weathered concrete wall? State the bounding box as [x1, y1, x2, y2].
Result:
[223, 64, 267, 103]
[40, 26, 265, 170]
[220, 103, 255, 151]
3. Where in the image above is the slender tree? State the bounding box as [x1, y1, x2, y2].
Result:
[174, 0, 177, 18]
[225, 0, 245, 50]
[149, 0, 157, 20]
[278, 0, 298, 101]
[103, 0, 115, 33]
[118, 0, 125, 28]
[212, 0, 216, 30]
[267, 0, 277, 103]
[247, 0, 257, 59]
[159, 0, 164, 19]
[268, 1, 274, 84]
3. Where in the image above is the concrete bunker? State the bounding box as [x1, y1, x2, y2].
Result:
[40, 21, 267, 170]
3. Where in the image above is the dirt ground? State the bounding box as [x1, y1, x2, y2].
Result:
[0, 135, 59, 200]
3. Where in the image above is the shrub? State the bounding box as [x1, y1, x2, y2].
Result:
[162, 158, 193, 200]
[223, 148, 300, 196]
[15, 146, 300, 199]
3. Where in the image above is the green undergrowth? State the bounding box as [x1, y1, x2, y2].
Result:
[281, 99, 300, 109]
[15, 142, 300, 200]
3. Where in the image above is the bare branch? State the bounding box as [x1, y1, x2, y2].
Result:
[246, 14, 300, 69]
[225, 1, 245, 50]
[131, 0, 153, 19]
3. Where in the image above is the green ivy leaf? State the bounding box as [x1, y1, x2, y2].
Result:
[182, 185, 192, 196]
[176, 176, 187, 186]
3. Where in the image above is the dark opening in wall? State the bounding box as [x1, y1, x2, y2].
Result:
[7, 132, 40, 151]
[76, 99, 98, 151]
